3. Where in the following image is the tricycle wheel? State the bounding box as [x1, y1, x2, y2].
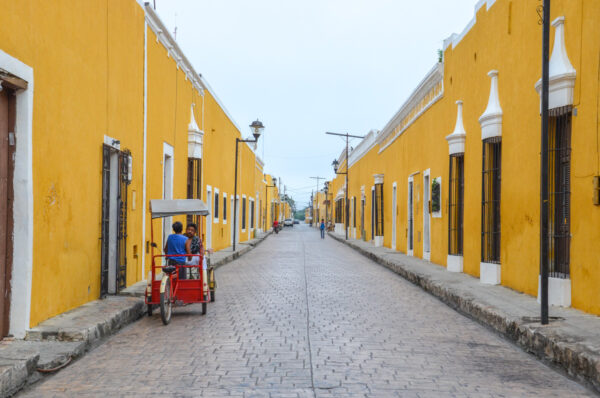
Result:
[147, 303, 153, 316]
[160, 278, 172, 325]
[201, 295, 207, 315]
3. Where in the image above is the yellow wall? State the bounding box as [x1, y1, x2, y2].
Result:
[0, 0, 279, 328]
[336, 0, 600, 315]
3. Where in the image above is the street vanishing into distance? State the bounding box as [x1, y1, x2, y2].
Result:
[19, 226, 594, 398]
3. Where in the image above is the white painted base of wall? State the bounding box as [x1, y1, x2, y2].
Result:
[447, 255, 463, 273]
[537, 276, 571, 307]
[334, 223, 344, 235]
[374, 236, 383, 247]
[423, 251, 430, 261]
[480, 262, 501, 285]
[352, 228, 356, 239]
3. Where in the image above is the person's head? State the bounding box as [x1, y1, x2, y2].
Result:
[186, 223, 198, 238]
[321, 219, 324, 223]
[172, 221, 183, 234]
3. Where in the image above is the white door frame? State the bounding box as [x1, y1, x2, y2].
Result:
[0, 50, 34, 338]
[206, 185, 212, 250]
[423, 169, 431, 261]
[391, 182, 397, 251]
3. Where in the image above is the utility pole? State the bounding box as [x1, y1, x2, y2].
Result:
[310, 176, 326, 226]
[326, 132, 365, 240]
[540, 0, 551, 325]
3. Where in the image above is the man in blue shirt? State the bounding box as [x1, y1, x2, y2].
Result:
[164, 221, 188, 279]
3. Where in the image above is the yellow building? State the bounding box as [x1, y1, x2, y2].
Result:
[329, 0, 600, 315]
[0, 0, 276, 337]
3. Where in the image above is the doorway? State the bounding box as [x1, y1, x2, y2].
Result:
[392, 184, 397, 250]
[361, 196, 365, 240]
[206, 187, 212, 250]
[101, 144, 129, 296]
[0, 88, 15, 336]
[423, 171, 431, 260]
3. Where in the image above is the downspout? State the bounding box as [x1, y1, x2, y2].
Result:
[141, 20, 148, 279]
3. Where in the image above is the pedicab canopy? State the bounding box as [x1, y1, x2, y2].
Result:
[149, 199, 210, 218]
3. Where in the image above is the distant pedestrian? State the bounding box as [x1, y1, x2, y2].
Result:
[320, 219, 325, 239]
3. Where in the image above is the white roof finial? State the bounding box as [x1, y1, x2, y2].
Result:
[479, 70, 502, 140]
[446, 100, 467, 155]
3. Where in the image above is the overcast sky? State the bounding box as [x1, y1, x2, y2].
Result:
[156, 0, 477, 208]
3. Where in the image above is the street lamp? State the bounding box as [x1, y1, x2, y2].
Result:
[326, 131, 364, 240]
[233, 119, 264, 251]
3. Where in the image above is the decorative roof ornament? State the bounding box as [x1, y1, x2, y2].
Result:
[188, 105, 203, 159]
[479, 70, 502, 140]
[446, 100, 467, 155]
[535, 17, 576, 109]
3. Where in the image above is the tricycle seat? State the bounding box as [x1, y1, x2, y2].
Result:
[162, 265, 177, 274]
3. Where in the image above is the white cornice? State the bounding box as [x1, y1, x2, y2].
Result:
[348, 129, 378, 168]
[144, 5, 205, 96]
[377, 63, 444, 153]
[144, 4, 247, 141]
[443, 0, 497, 51]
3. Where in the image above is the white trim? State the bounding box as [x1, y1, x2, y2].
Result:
[537, 276, 571, 307]
[442, 0, 497, 51]
[162, 143, 174, 249]
[534, 17, 576, 110]
[0, 50, 34, 337]
[446, 100, 466, 155]
[423, 169, 431, 261]
[348, 130, 378, 168]
[479, 70, 502, 140]
[103, 135, 121, 150]
[407, 176, 414, 256]
[222, 193, 227, 224]
[391, 182, 397, 251]
[480, 262, 501, 285]
[206, 185, 213, 249]
[447, 255, 463, 273]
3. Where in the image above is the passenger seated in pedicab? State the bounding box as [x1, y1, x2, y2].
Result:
[164, 221, 188, 280]
[185, 223, 202, 279]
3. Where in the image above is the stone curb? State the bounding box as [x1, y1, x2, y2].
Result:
[6, 233, 272, 397]
[328, 232, 600, 394]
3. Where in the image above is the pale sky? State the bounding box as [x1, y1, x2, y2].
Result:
[156, 0, 478, 208]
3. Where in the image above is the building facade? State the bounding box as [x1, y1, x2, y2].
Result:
[0, 0, 279, 337]
[329, 0, 600, 316]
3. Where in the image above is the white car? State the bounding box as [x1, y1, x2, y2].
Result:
[283, 218, 294, 227]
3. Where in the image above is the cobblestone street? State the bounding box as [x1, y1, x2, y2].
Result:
[20, 226, 594, 397]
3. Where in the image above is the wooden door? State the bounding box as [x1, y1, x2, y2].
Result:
[0, 88, 15, 337]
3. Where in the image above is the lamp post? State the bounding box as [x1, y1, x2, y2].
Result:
[327, 132, 364, 240]
[233, 119, 264, 251]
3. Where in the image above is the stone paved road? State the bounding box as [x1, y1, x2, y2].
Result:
[20, 225, 595, 397]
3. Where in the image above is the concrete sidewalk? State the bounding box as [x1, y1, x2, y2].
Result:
[2, 231, 271, 397]
[328, 231, 600, 394]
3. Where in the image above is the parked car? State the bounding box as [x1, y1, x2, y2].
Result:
[283, 218, 294, 227]
[293, 220, 300, 224]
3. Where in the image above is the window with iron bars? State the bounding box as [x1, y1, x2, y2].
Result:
[547, 106, 571, 278]
[335, 199, 343, 223]
[408, 181, 413, 251]
[449, 154, 464, 256]
[353, 196, 357, 227]
[481, 137, 501, 263]
[186, 158, 202, 226]
[242, 198, 247, 230]
[374, 184, 384, 236]
[250, 200, 255, 229]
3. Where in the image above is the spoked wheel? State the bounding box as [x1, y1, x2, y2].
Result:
[160, 278, 172, 325]
[147, 303, 153, 316]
